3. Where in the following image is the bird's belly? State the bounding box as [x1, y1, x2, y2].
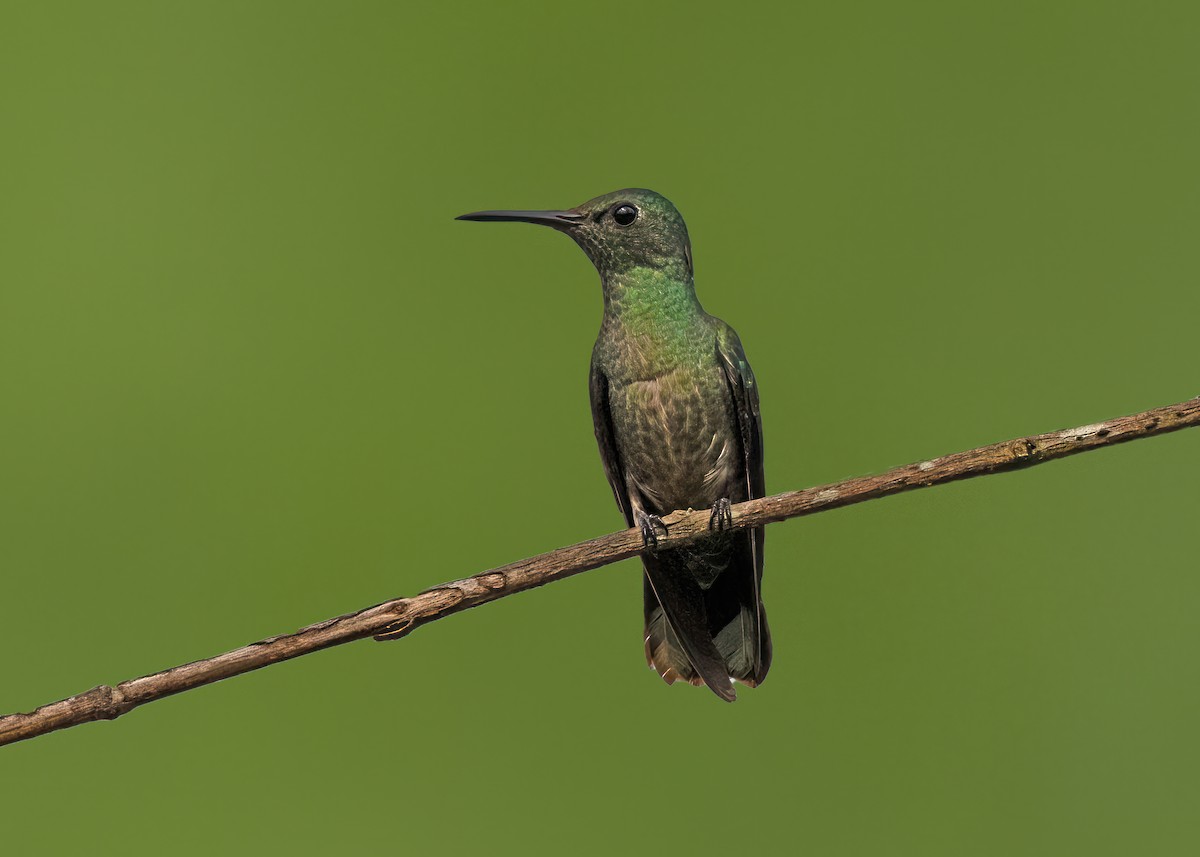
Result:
[610, 368, 742, 515]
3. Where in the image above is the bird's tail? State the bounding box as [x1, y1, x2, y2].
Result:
[642, 529, 770, 701]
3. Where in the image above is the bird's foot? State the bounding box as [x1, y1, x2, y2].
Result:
[636, 511, 669, 548]
[709, 498, 733, 531]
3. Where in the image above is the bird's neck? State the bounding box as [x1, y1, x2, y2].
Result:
[601, 264, 704, 338]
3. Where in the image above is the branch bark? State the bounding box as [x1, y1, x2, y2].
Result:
[3, 397, 1197, 748]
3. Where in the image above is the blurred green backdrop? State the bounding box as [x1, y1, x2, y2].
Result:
[2, 2, 1198, 854]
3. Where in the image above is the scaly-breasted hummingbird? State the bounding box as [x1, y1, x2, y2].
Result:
[458, 189, 770, 701]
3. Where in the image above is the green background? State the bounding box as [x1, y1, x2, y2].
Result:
[2, 2, 1198, 854]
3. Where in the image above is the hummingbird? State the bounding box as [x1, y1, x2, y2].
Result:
[457, 189, 769, 701]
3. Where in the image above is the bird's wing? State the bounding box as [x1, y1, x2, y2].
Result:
[588, 361, 633, 528]
[714, 322, 765, 503]
[715, 321, 770, 679]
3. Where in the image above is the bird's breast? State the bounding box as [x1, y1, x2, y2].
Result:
[607, 363, 742, 515]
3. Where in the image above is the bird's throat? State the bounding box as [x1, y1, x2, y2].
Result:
[601, 266, 703, 338]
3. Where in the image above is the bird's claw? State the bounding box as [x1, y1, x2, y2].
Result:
[709, 498, 733, 531]
[636, 512, 669, 548]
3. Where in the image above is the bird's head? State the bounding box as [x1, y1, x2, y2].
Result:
[457, 188, 693, 282]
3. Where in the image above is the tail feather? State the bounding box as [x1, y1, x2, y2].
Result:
[644, 589, 699, 686]
[712, 605, 757, 680]
[701, 528, 770, 685]
[642, 529, 770, 700]
[642, 551, 735, 701]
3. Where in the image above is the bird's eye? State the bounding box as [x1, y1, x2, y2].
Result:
[612, 204, 639, 226]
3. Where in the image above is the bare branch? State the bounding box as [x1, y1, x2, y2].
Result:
[3, 397, 1197, 748]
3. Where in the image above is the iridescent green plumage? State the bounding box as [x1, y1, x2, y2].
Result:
[459, 189, 770, 701]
